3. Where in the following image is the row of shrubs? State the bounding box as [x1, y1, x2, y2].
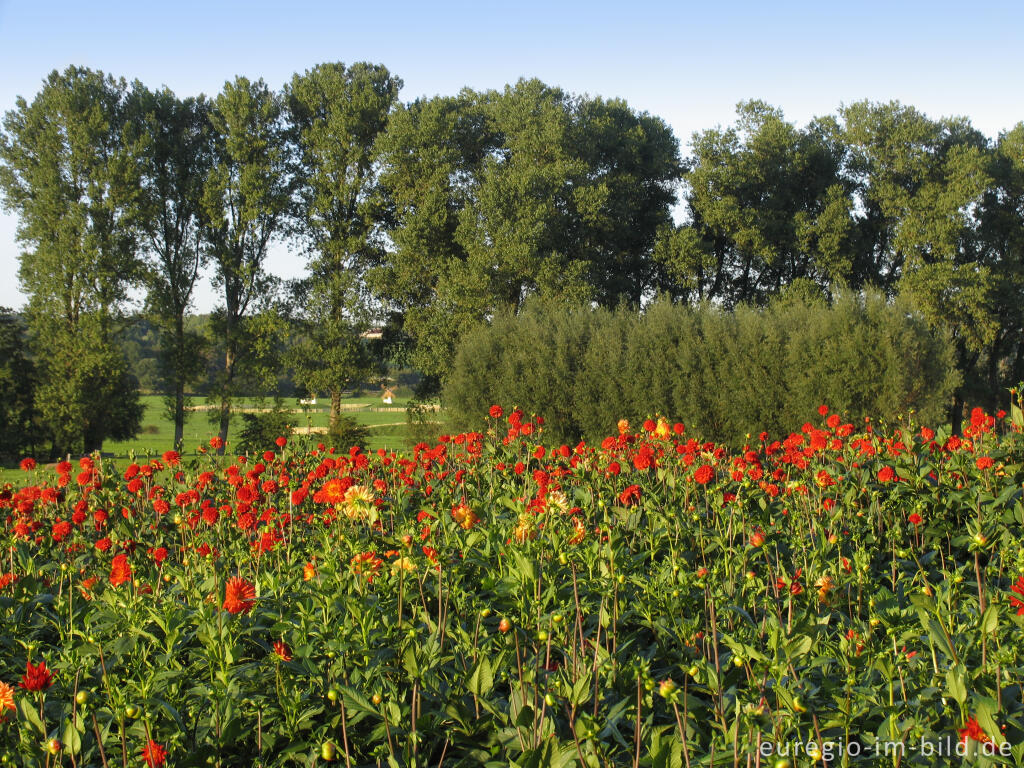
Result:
[237, 409, 369, 454]
[443, 289, 960, 445]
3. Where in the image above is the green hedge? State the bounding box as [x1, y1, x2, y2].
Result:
[443, 291, 960, 445]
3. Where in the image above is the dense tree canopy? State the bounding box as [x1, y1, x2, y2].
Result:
[285, 62, 402, 424]
[374, 79, 681, 387]
[0, 308, 38, 462]
[2, 63, 1023, 459]
[0, 66, 143, 455]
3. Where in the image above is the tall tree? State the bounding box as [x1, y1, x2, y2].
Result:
[373, 91, 493, 392]
[202, 76, 292, 452]
[661, 101, 853, 306]
[0, 66, 143, 455]
[375, 80, 680, 391]
[567, 95, 681, 305]
[839, 101, 989, 292]
[131, 85, 212, 449]
[284, 62, 401, 424]
[838, 101, 992, 428]
[969, 123, 1024, 407]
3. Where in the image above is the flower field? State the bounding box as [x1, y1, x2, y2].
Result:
[2, 401, 1024, 767]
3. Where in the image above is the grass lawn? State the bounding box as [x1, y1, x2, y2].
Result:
[0, 392, 444, 483]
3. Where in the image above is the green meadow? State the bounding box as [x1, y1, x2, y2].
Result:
[0, 393, 439, 483]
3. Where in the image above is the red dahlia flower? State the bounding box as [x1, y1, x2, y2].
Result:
[694, 464, 714, 485]
[21, 660, 53, 691]
[959, 715, 992, 746]
[618, 485, 641, 506]
[109, 553, 132, 587]
[273, 640, 292, 661]
[142, 739, 168, 767]
[1010, 576, 1024, 616]
[223, 577, 256, 614]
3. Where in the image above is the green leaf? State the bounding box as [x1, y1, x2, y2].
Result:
[467, 656, 494, 696]
[515, 704, 535, 729]
[402, 645, 420, 679]
[974, 695, 1003, 745]
[909, 592, 936, 613]
[153, 697, 187, 734]
[1010, 743, 1024, 764]
[340, 686, 380, 725]
[945, 665, 967, 706]
[786, 634, 813, 659]
[511, 549, 536, 585]
[568, 672, 592, 708]
[518, 739, 576, 768]
[927, 618, 957, 660]
[62, 716, 84, 754]
[19, 697, 45, 735]
[652, 738, 683, 768]
[980, 605, 999, 635]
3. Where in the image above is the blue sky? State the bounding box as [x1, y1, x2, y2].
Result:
[1, 0, 1022, 311]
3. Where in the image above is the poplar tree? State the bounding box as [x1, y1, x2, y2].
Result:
[0, 66, 143, 455]
[132, 85, 212, 449]
[284, 62, 401, 424]
[202, 76, 291, 452]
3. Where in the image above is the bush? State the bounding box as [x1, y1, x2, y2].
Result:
[323, 415, 370, 452]
[238, 407, 293, 455]
[444, 291, 959, 445]
[404, 399, 448, 449]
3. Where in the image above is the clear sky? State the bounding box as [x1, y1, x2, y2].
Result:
[1, 0, 1022, 311]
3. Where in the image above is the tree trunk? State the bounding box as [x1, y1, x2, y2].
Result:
[950, 391, 965, 436]
[217, 327, 236, 456]
[217, 348, 234, 455]
[173, 314, 186, 450]
[330, 388, 342, 430]
[174, 380, 185, 451]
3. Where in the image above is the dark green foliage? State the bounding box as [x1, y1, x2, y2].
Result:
[770, 290, 959, 429]
[0, 66, 144, 455]
[131, 85, 213, 448]
[323, 415, 370, 452]
[285, 62, 401, 428]
[32, 315, 144, 455]
[0, 309, 40, 462]
[572, 306, 634, 439]
[6, 62, 1024, 446]
[203, 76, 292, 451]
[375, 81, 682, 390]
[445, 294, 958, 445]
[444, 298, 596, 440]
[237, 406, 293, 455]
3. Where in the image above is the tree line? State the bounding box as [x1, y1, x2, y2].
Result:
[444, 291, 960, 446]
[1, 63, 1022, 459]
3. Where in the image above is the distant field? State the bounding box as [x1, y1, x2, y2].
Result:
[0, 393, 444, 483]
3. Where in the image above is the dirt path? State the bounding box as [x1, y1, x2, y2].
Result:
[293, 421, 440, 434]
